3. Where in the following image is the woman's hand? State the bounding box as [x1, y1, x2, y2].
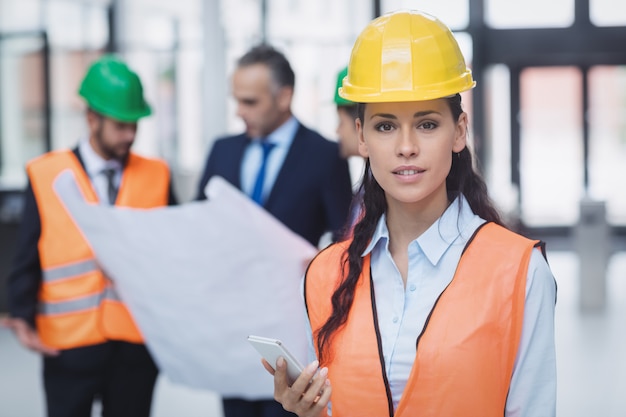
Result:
[262, 357, 331, 417]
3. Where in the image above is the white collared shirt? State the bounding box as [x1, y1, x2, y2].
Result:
[78, 139, 122, 204]
[240, 116, 299, 201]
[305, 196, 557, 416]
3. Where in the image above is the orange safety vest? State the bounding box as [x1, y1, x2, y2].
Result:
[27, 149, 170, 349]
[305, 222, 540, 417]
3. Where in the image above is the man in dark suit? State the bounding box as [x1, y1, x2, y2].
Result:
[196, 44, 353, 247]
[1, 55, 176, 417]
[196, 44, 353, 416]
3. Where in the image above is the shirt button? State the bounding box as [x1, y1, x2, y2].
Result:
[392, 317, 399, 323]
[409, 284, 416, 291]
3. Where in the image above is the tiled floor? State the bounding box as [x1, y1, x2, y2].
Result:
[1, 250, 624, 417]
[551, 251, 626, 416]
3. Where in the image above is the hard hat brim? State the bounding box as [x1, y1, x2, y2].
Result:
[339, 73, 476, 103]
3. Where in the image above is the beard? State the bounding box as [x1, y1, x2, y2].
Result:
[93, 123, 131, 162]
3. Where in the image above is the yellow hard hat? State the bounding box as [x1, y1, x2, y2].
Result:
[339, 10, 475, 103]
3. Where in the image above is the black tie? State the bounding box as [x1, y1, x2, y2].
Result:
[103, 168, 118, 205]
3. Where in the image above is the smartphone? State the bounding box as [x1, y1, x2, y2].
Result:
[247, 335, 305, 383]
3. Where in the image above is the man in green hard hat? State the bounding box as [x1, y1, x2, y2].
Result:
[1, 55, 176, 417]
[334, 66, 364, 234]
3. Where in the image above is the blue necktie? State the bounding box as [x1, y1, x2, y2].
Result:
[251, 141, 276, 204]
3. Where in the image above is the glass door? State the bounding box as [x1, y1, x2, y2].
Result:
[518, 66, 584, 227]
[588, 65, 626, 226]
[0, 31, 50, 313]
[0, 32, 49, 190]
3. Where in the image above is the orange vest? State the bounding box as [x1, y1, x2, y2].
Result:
[27, 149, 170, 349]
[305, 222, 539, 417]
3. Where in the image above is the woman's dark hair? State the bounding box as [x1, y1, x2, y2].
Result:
[316, 94, 504, 364]
[338, 103, 359, 120]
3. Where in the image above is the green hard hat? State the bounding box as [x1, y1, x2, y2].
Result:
[334, 66, 354, 106]
[78, 55, 151, 122]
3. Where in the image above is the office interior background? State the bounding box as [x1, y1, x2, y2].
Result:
[0, 0, 625, 416]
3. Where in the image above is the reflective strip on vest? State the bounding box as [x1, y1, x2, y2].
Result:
[39, 285, 122, 315]
[42, 259, 99, 282]
[103, 285, 121, 301]
[39, 293, 102, 315]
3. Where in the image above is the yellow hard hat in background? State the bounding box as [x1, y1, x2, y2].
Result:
[339, 10, 475, 103]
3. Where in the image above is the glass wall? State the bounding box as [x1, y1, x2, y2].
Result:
[481, 1, 626, 228]
[483, 64, 518, 220]
[381, 0, 469, 30]
[588, 65, 626, 225]
[111, 0, 203, 174]
[590, 0, 626, 26]
[485, 0, 575, 28]
[0, 0, 112, 189]
[0, 0, 205, 201]
[484, 63, 626, 228]
[519, 67, 584, 226]
[0, 34, 48, 189]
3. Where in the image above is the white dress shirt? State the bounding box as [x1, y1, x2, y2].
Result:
[240, 116, 298, 201]
[78, 139, 122, 205]
[305, 196, 557, 416]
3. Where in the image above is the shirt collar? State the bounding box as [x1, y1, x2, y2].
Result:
[362, 195, 481, 266]
[78, 138, 123, 178]
[255, 116, 299, 148]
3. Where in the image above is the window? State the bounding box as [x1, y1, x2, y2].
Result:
[382, 0, 469, 30]
[519, 67, 583, 225]
[590, 0, 626, 26]
[485, 0, 574, 28]
[588, 66, 626, 224]
[0, 36, 47, 188]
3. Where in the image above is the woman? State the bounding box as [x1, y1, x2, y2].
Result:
[264, 10, 556, 417]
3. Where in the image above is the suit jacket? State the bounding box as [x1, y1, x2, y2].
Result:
[196, 122, 353, 246]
